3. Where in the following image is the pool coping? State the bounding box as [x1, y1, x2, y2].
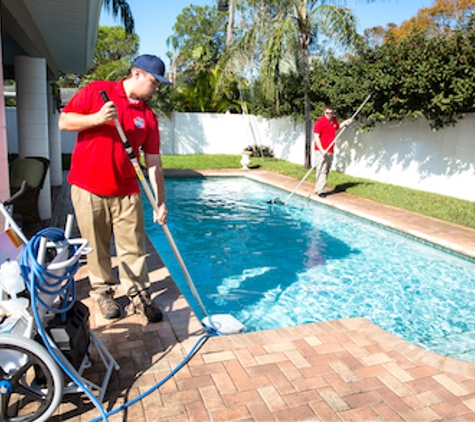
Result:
[164, 168, 475, 377]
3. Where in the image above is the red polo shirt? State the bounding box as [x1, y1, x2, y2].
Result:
[314, 116, 340, 153]
[63, 80, 160, 196]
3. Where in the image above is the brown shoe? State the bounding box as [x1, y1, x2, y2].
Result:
[96, 290, 121, 319]
[132, 291, 163, 323]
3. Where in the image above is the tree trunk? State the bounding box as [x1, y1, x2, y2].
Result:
[301, 38, 312, 169]
[227, 0, 235, 45]
[305, 94, 312, 169]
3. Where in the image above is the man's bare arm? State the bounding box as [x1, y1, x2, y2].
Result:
[58, 101, 117, 132]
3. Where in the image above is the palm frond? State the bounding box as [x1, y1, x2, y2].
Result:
[102, 0, 135, 34]
[312, 5, 359, 50]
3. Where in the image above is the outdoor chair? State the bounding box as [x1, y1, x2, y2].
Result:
[9, 156, 50, 223]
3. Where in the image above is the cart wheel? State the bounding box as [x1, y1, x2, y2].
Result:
[0, 334, 63, 422]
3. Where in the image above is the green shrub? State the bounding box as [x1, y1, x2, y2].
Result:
[244, 145, 274, 158]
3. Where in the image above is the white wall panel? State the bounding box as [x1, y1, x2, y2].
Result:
[5, 109, 472, 202]
[14, 56, 51, 219]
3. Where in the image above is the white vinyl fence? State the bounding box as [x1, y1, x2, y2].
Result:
[6, 108, 475, 202]
[337, 116, 475, 202]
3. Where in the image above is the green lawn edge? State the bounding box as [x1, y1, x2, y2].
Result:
[160, 154, 475, 230]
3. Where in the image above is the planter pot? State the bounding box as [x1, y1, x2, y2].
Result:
[240, 151, 252, 170]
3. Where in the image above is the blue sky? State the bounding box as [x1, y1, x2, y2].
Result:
[100, 0, 435, 60]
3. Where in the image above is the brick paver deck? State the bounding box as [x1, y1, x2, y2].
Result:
[45, 169, 475, 421]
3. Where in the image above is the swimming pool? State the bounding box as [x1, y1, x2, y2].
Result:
[144, 177, 475, 363]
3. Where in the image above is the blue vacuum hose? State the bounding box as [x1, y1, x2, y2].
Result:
[21, 228, 214, 422]
[21, 228, 108, 421]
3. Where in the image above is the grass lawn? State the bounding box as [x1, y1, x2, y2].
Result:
[161, 154, 475, 230]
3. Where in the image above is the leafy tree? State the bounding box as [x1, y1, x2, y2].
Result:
[87, 26, 138, 83]
[314, 28, 475, 131]
[225, 0, 358, 167]
[59, 26, 139, 88]
[165, 5, 240, 113]
[393, 0, 475, 38]
[367, 0, 475, 44]
[363, 25, 388, 48]
[325, 0, 475, 130]
[164, 0, 475, 134]
[166, 5, 227, 77]
[366, 30, 475, 129]
[173, 64, 241, 113]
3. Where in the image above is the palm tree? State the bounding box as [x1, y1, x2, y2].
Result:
[102, 0, 135, 34]
[224, 0, 359, 167]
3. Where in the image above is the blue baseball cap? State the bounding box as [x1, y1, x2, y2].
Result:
[132, 54, 172, 85]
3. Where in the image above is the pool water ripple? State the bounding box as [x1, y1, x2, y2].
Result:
[145, 177, 475, 363]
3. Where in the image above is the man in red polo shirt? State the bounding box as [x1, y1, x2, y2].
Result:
[59, 55, 170, 323]
[314, 104, 352, 198]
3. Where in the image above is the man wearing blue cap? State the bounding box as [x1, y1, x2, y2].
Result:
[59, 55, 171, 323]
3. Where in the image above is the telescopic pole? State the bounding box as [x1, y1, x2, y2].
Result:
[100, 90, 208, 317]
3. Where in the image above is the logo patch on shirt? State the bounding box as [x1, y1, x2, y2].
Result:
[134, 117, 145, 129]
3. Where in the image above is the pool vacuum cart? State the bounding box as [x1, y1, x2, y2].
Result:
[0, 196, 119, 422]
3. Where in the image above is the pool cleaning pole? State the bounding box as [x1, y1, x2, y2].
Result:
[100, 91, 208, 317]
[281, 92, 372, 205]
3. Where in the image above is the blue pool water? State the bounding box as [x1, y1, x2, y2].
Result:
[144, 177, 475, 363]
